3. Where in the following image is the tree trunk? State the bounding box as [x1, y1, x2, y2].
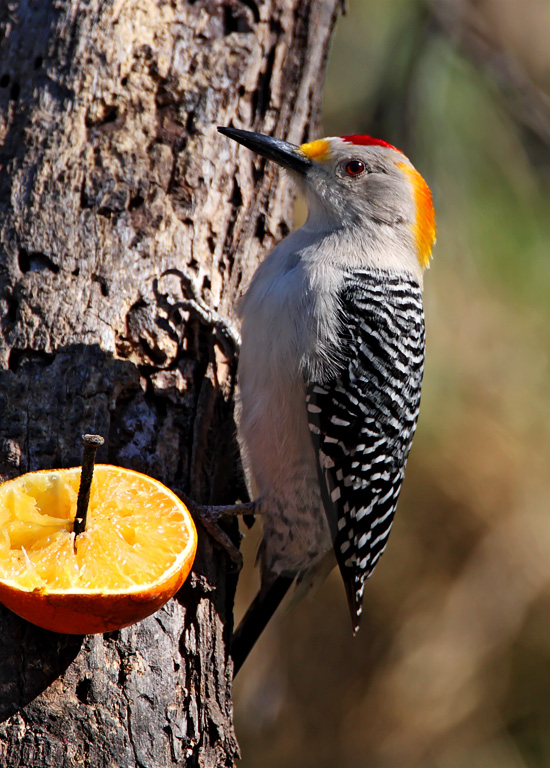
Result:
[0, 0, 339, 765]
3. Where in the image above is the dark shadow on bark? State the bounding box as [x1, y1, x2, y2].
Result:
[0, 610, 83, 721]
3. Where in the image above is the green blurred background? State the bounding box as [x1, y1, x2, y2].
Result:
[234, 1, 550, 766]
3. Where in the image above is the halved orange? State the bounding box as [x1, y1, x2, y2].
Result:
[0, 465, 197, 634]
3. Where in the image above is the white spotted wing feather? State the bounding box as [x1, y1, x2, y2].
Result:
[306, 269, 425, 631]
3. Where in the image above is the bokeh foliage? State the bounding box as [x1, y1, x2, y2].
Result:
[235, 1, 549, 766]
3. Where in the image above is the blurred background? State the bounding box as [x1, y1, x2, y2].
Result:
[233, 0, 550, 766]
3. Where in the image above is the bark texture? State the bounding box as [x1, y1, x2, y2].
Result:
[0, 0, 340, 765]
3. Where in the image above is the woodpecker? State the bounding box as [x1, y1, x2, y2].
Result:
[217, 127, 436, 673]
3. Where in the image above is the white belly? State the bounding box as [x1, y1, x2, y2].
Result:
[237, 246, 333, 575]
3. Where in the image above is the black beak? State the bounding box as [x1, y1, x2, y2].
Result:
[218, 127, 311, 176]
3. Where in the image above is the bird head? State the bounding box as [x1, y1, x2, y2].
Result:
[218, 127, 436, 275]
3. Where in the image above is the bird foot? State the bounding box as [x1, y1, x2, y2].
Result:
[162, 269, 241, 355]
[174, 489, 256, 570]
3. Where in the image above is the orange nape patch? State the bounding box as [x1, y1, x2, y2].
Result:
[299, 139, 331, 161]
[398, 162, 436, 269]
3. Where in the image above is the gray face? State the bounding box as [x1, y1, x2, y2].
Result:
[300, 143, 418, 230]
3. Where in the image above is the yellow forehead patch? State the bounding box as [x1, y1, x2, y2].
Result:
[397, 162, 436, 270]
[299, 139, 331, 161]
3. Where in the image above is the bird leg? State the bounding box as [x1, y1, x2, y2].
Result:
[173, 489, 256, 570]
[161, 268, 241, 356]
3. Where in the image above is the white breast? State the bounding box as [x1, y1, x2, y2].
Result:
[236, 230, 340, 571]
[238, 232, 316, 496]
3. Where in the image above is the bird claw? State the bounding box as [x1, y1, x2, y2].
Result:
[198, 516, 243, 572]
[173, 490, 256, 570]
[161, 269, 241, 354]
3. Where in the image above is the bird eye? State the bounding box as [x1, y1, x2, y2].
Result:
[345, 159, 365, 177]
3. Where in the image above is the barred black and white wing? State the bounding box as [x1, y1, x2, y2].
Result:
[306, 270, 425, 631]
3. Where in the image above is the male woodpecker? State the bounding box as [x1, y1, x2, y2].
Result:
[217, 127, 436, 674]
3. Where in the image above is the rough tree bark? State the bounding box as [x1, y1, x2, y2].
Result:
[0, 0, 340, 766]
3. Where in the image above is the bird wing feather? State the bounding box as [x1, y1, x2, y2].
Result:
[305, 270, 425, 630]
